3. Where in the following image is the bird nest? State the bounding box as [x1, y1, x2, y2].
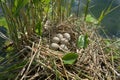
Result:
[16, 17, 120, 80]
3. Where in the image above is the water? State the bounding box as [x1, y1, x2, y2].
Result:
[0, 7, 3, 17]
[0, 26, 7, 45]
[72, 0, 120, 38]
[90, 0, 120, 37]
[0, 26, 7, 56]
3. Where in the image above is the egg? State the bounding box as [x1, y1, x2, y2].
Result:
[51, 43, 59, 50]
[63, 33, 71, 41]
[52, 37, 60, 43]
[61, 38, 69, 44]
[60, 44, 68, 50]
[56, 33, 63, 40]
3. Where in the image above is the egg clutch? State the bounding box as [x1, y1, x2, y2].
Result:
[50, 33, 71, 51]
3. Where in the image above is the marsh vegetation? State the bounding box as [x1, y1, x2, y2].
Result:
[0, 0, 120, 80]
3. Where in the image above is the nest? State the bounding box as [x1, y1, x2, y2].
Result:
[16, 18, 120, 80]
[42, 17, 79, 51]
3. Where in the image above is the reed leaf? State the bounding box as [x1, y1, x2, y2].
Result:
[84, 0, 91, 20]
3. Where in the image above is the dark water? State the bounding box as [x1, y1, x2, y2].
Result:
[0, 26, 7, 56]
[0, 26, 7, 45]
[73, 0, 120, 38]
[0, 7, 3, 17]
[90, 0, 120, 37]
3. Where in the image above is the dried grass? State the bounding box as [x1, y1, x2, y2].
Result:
[16, 17, 120, 80]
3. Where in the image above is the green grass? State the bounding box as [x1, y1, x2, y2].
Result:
[0, 17, 8, 28]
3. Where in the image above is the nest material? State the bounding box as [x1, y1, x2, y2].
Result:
[16, 18, 120, 80]
[42, 17, 79, 51]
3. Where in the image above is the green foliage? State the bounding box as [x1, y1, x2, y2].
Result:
[5, 60, 27, 72]
[77, 34, 89, 49]
[85, 14, 97, 24]
[0, 0, 76, 50]
[0, 60, 27, 79]
[84, 0, 91, 20]
[117, 66, 120, 71]
[97, 10, 105, 25]
[62, 53, 78, 65]
[97, 0, 120, 24]
[36, 21, 42, 36]
[0, 17, 8, 27]
[0, 48, 28, 79]
[0, 0, 5, 3]
[13, 0, 30, 16]
[0, 56, 4, 62]
[0, 0, 48, 49]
